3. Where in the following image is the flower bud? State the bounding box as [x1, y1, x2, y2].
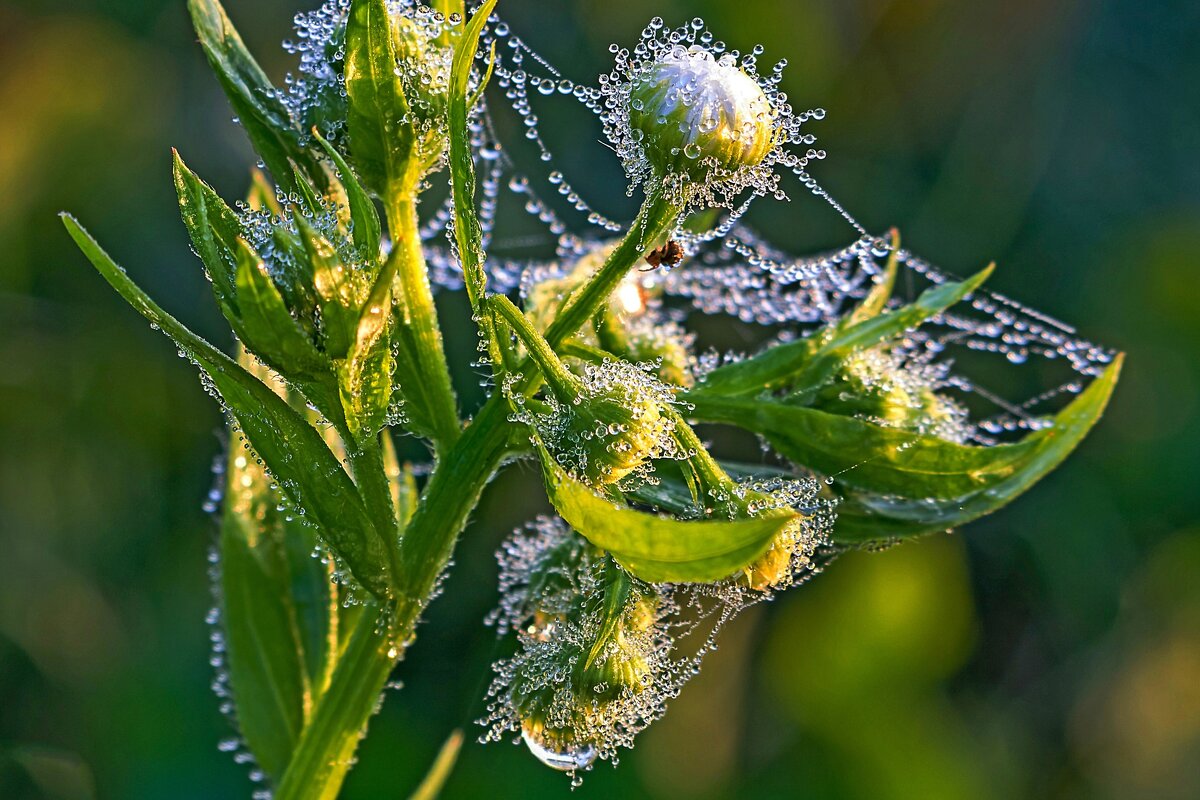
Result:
[536, 360, 680, 486]
[560, 383, 668, 485]
[484, 518, 710, 774]
[618, 321, 695, 388]
[387, 13, 453, 168]
[628, 46, 774, 181]
[815, 347, 970, 443]
[498, 551, 666, 772]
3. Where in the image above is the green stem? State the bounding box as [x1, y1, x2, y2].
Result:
[489, 295, 582, 401]
[274, 604, 396, 800]
[273, 184, 683, 800]
[668, 407, 740, 513]
[392, 395, 512, 604]
[345, 430, 402, 585]
[273, 399, 511, 800]
[543, 189, 682, 349]
[386, 195, 461, 451]
[272, 187, 683, 798]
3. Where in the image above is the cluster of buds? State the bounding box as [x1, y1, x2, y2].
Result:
[285, 0, 465, 195]
[483, 518, 683, 776]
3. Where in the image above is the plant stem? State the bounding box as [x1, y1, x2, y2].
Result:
[386, 195, 461, 451]
[543, 189, 681, 349]
[274, 603, 396, 800]
[392, 395, 512, 605]
[272, 185, 685, 797]
[490, 295, 582, 401]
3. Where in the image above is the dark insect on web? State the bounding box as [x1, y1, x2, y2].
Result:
[641, 240, 685, 272]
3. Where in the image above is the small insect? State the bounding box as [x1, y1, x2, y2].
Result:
[641, 240, 684, 272]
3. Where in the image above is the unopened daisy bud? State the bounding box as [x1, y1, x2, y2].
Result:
[815, 347, 970, 443]
[490, 541, 669, 772]
[628, 46, 774, 182]
[557, 376, 673, 486]
[492, 296, 679, 486]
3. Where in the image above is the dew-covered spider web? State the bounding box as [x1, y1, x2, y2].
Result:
[261, 1, 1120, 782]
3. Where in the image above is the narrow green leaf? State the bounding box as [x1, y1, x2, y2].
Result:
[289, 164, 325, 218]
[693, 265, 993, 398]
[843, 229, 899, 326]
[187, 0, 322, 193]
[689, 353, 1121, 504]
[448, 0, 497, 312]
[408, 729, 464, 800]
[690, 393, 1043, 499]
[220, 353, 339, 784]
[345, 0, 416, 196]
[339, 258, 399, 440]
[62, 214, 390, 598]
[173, 150, 242, 316]
[536, 442, 794, 583]
[312, 128, 383, 264]
[295, 213, 364, 360]
[233, 239, 329, 379]
[831, 356, 1123, 542]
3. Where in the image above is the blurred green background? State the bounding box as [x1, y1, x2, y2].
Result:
[1, 0, 1197, 798]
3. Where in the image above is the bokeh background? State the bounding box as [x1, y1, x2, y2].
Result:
[1, 0, 1197, 798]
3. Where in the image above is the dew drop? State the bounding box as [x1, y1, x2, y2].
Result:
[521, 727, 597, 772]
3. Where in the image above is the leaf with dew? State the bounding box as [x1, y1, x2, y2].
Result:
[312, 129, 383, 264]
[344, 0, 416, 197]
[338, 256, 399, 441]
[829, 356, 1123, 542]
[535, 441, 796, 583]
[218, 349, 341, 784]
[187, 0, 324, 194]
[62, 214, 392, 599]
[172, 150, 243, 318]
[692, 264, 993, 399]
[233, 238, 330, 380]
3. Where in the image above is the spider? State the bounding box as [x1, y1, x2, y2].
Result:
[640, 240, 684, 272]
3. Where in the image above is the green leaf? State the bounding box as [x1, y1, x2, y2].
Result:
[62, 214, 391, 598]
[448, 0, 497, 312]
[842, 230, 899, 326]
[689, 395, 1029, 499]
[172, 150, 243, 317]
[312, 129, 383, 265]
[535, 441, 795, 583]
[220, 352, 340, 784]
[693, 265, 993, 399]
[339, 257, 399, 440]
[408, 730, 464, 800]
[345, 0, 416, 196]
[295, 213, 365, 360]
[830, 356, 1123, 543]
[187, 0, 323, 194]
[233, 238, 329, 380]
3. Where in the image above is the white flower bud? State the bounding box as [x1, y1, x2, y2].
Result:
[629, 46, 774, 180]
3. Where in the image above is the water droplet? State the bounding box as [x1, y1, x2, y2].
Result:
[522, 726, 597, 772]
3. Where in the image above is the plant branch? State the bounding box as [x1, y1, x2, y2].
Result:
[385, 195, 461, 452]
